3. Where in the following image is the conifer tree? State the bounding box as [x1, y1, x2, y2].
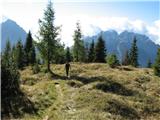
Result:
[129, 37, 138, 67]
[37, 1, 60, 72]
[88, 40, 95, 62]
[66, 47, 71, 62]
[106, 54, 119, 68]
[1, 55, 20, 96]
[147, 59, 152, 68]
[24, 31, 36, 65]
[54, 44, 66, 64]
[84, 42, 89, 62]
[153, 48, 160, 76]
[73, 22, 81, 62]
[79, 40, 86, 62]
[1, 41, 21, 117]
[2, 40, 20, 95]
[29, 46, 36, 65]
[15, 40, 25, 69]
[95, 35, 106, 63]
[3, 40, 11, 66]
[122, 50, 130, 65]
[25, 31, 32, 65]
[73, 22, 86, 62]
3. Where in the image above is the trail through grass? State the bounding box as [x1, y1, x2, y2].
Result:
[4, 63, 160, 120]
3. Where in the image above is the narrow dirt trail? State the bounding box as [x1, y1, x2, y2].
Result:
[62, 87, 78, 120]
[55, 83, 64, 103]
[43, 81, 79, 120]
[55, 82, 79, 120]
[43, 82, 64, 120]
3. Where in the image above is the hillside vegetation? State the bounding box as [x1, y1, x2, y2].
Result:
[6, 63, 160, 120]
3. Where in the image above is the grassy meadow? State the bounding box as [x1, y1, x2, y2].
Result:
[4, 63, 160, 120]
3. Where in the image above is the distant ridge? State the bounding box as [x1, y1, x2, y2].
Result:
[1, 19, 27, 51]
[84, 30, 160, 67]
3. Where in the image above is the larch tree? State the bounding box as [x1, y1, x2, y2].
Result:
[37, 1, 60, 72]
[73, 22, 86, 62]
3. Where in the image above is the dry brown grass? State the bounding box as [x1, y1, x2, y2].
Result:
[16, 63, 160, 120]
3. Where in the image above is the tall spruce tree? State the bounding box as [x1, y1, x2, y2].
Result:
[15, 40, 25, 69]
[122, 50, 130, 65]
[129, 37, 138, 67]
[29, 46, 36, 65]
[153, 48, 160, 76]
[95, 35, 106, 63]
[66, 47, 71, 62]
[25, 31, 32, 65]
[73, 22, 86, 62]
[25, 31, 36, 65]
[88, 40, 95, 62]
[3, 40, 11, 66]
[37, 1, 60, 72]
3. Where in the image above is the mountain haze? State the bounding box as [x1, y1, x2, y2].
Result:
[84, 30, 160, 67]
[1, 19, 27, 51]
[1, 19, 159, 67]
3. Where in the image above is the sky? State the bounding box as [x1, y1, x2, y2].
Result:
[0, 0, 160, 46]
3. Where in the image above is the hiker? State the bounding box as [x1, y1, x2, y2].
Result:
[65, 62, 71, 78]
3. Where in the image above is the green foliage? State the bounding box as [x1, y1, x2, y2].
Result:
[2, 49, 36, 118]
[30, 46, 36, 65]
[66, 47, 72, 62]
[153, 48, 160, 76]
[95, 35, 106, 63]
[32, 63, 40, 74]
[88, 40, 95, 62]
[1, 60, 20, 96]
[73, 22, 86, 62]
[37, 1, 61, 71]
[129, 37, 138, 67]
[122, 50, 130, 65]
[24, 31, 36, 65]
[1, 40, 20, 100]
[106, 54, 119, 68]
[2, 40, 11, 66]
[15, 40, 25, 69]
[79, 40, 87, 62]
[53, 44, 66, 64]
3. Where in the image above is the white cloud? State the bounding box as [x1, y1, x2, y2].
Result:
[54, 15, 160, 46]
[147, 20, 160, 45]
[1, 1, 159, 47]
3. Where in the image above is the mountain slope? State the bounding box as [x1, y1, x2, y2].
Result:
[1, 19, 27, 51]
[84, 30, 160, 67]
[3, 63, 160, 120]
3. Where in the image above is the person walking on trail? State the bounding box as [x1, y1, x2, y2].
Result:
[65, 62, 71, 78]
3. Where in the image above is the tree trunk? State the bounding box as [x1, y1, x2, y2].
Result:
[47, 60, 50, 72]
